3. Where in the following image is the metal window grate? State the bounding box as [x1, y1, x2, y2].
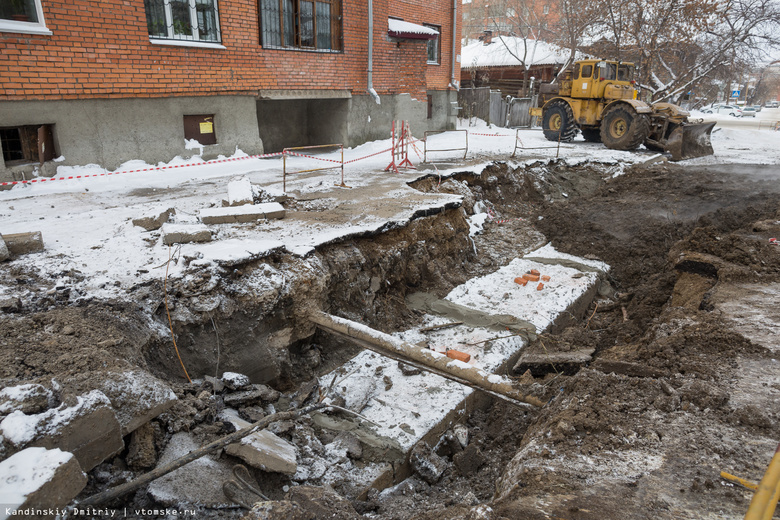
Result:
[260, 0, 341, 50]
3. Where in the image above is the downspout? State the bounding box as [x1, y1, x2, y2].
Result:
[448, 0, 459, 91]
[367, 0, 381, 104]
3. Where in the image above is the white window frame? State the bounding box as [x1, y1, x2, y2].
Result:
[425, 23, 440, 65]
[147, 0, 221, 45]
[0, 0, 52, 36]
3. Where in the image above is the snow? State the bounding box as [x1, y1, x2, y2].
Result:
[0, 447, 75, 512]
[387, 19, 439, 37]
[0, 390, 111, 446]
[0, 115, 775, 311]
[461, 36, 577, 69]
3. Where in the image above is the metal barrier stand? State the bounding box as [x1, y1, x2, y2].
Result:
[423, 129, 468, 163]
[282, 144, 347, 192]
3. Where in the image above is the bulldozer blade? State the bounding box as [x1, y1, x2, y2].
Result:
[665, 121, 716, 161]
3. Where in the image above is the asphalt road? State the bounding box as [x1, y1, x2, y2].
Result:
[702, 106, 780, 129]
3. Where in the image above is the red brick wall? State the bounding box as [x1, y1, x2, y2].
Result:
[0, 0, 460, 101]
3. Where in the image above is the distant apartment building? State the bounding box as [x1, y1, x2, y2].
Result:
[461, 0, 559, 44]
[0, 0, 461, 181]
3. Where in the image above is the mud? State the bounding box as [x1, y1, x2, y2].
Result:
[2, 159, 780, 519]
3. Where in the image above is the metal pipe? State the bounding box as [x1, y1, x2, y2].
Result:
[448, 0, 459, 91]
[309, 311, 544, 408]
[367, 0, 381, 104]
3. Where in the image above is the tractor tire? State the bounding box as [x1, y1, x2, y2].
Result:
[542, 101, 578, 143]
[600, 104, 650, 151]
[581, 127, 602, 143]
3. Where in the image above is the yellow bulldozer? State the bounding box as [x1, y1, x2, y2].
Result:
[530, 59, 715, 161]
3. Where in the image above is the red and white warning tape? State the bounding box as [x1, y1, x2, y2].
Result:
[0, 151, 285, 187]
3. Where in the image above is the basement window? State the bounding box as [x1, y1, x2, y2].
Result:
[144, 0, 221, 44]
[183, 115, 217, 145]
[0, 0, 52, 35]
[260, 0, 343, 51]
[0, 125, 55, 166]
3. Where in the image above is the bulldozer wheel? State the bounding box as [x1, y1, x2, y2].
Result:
[581, 127, 602, 143]
[542, 101, 577, 143]
[600, 104, 649, 151]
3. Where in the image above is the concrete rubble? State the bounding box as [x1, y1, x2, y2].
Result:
[220, 408, 298, 475]
[0, 447, 87, 515]
[147, 431, 235, 507]
[1, 231, 44, 257]
[0, 390, 123, 472]
[161, 222, 212, 245]
[132, 207, 174, 231]
[228, 177, 254, 206]
[199, 202, 286, 224]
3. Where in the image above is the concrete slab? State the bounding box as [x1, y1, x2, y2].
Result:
[0, 390, 124, 472]
[228, 178, 254, 206]
[1, 231, 44, 256]
[132, 207, 174, 231]
[148, 432, 234, 507]
[85, 369, 177, 436]
[220, 409, 298, 475]
[313, 244, 608, 496]
[199, 202, 286, 224]
[161, 223, 212, 245]
[0, 447, 87, 515]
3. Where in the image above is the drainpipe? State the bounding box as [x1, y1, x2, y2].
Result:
[448, 0, 459, 91]
[367, 0, 381, 104]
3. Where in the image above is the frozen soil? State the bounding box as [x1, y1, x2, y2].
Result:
[2, 159, 780, 519]
[367, 162, 780, 520]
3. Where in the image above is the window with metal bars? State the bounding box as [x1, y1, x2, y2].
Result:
[260, 0, 342, 51]
[425, 24, 440, 64]
[144, 0, 221, 42]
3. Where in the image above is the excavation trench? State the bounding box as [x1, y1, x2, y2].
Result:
[0, 159, 638, 515]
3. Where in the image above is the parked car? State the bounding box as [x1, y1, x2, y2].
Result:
[741, 106, 757, 117]
[701, 104, 742, 117]
[753, 104, 762, 112]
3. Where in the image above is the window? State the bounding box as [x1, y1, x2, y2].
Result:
[581, 64, 593, 78]
[0, 125, 55, 165]
[144, 0, 221, 43]
[260, 0, 342, 50]
[0, 0, 51, 35]
[183, 115, 217, 145]
[425, 23, 440, 64]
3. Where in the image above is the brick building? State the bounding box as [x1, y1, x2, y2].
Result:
[461, 0, 559, 44]
[0, 0, 461, 181]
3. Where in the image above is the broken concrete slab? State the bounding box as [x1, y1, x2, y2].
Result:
[221, 371, 251, 390]
[0, 384, 53, 416]
[1, 231, 44, 256]
[132, 207, 174, 231]
[513, 348, 596, 376]
[0, 447, 87, 515]
[0, 296, 22, 313]
[410, 441, 448, 484]
[0, 390, 124, 472]
[220, 409, 297, 475]
[126, 422, 157, 470]
[60, 368, 177, 436]
[0, 237, 8, 261]
[161, 223, 212, 245]
[228, 177, 254, 206]
[311, 244, 608, 497]
[148, 431, 234, 507]
[199, 202, 286, 224]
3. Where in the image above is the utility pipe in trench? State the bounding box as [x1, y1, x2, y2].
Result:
[309, 311, 544, 408]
